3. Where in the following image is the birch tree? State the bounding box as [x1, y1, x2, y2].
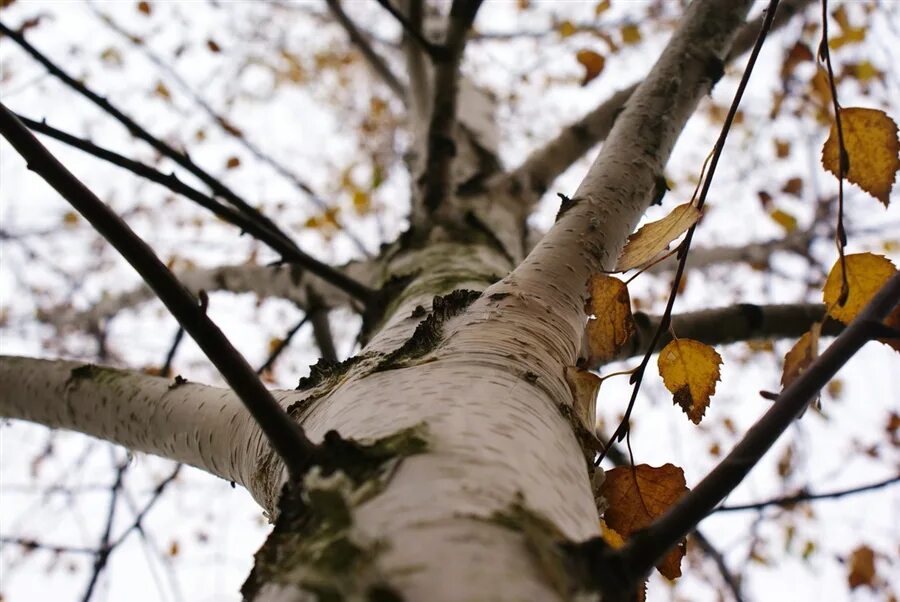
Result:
[1, 1, 898, 601]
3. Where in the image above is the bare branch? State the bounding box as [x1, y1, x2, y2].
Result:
[605, 303, 840, 366]
[421, 0, 483, 217]
[0, 105, 320, 479]
[89, 6, 373, 256]
[691, 531, 745, 602]
[401, 0, 431, 119]
[16, 114, 376, 303]
[498, 0, 815, 200]
[611, 271, 900, 593]
[326, 0, 406, 98]
[645, 232, 811, 275]
[257, 315, 311, 375]
[715, 475, 900, 513]
[0, 22, 293, 252]
[81, 459, 129, 602]
[310, 309, 339, 363]
[42, 261, 371, 334]
[374, 0, 443, 58]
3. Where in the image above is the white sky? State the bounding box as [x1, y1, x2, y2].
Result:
[1, 1, 898, 600]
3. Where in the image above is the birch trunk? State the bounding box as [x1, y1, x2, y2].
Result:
[0, 0, 757, 599]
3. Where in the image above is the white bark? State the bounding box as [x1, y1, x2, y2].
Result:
[0, 1, 777, 600]
[0, 355, 270, 490]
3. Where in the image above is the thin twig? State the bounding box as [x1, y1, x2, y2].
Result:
[0, 22, 292, 252]
[611, 271, 900, 594]
[691, 530, 745, 602]
[0, 104, 321, 479]
[17, 114, 375, 302]
[326, 0, 407, 98]
[715, 474, 900, 513]
[108, 464, 183, 550]
[818, 0, 850, 304]
[88, 5, 373, 257]
[0, 536, 96, 555]
[421, 0, 483, 218]
[256, 315, 311, 375]
[81, 458, 129, 602]
[160, 326, 185, 378]
[599, 0, 781, 460]
[373, 0, 444, 58]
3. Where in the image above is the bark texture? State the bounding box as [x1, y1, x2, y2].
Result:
[0, 1, 804, 600]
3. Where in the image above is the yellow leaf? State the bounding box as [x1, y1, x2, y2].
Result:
[846, 60, 882, 83]
[620, 24, 641, 45]
[781, 324, 821, 391]
[598, 518, 624, 549]
[829, 27, 866, 50]
[657, 339, 722, 424]
[847, 545, 877, 590]
[594, 0, 611, 16]
[769, 209, 798, 233]
[168, 540, 179, 556]
[774, 138, 791, 158]
[558, 20, 576, 38]
[575, 49, 605, 86]
[614, 202, 701, 272]
[564, 367, 601, 432]
[821, 107, 899, 207]
[586, 275, 635, 363]
[100, 47, 123, 67]
[62, 211, 79, 227]
[600, 464, 688, 579]
[137, 1, 151, 15]
[154, 81, 171, 100]
[352, 189, 371, 214]
[225, 156, 241, 170]
[823, 253, 897, 324]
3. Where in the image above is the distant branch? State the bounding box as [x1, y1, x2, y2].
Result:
[604, 302, 841, 365]
[421, 0, 483, 217]
[42, 261, 369, 334]
[715, 475, 900, 513]
[0, 22, 292, 251]
[17, 114, 376, 303]
[0, 105, 320, 479]
[89, 6, 372, 256]
[611, 272, 900, 594]
[374, 0, 444, 58]
[326, 0, 406, 98]
[498, 0, 815, 201]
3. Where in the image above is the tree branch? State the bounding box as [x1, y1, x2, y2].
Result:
[611, 272, 900, 594]
[326, 0, 406, 98]
[421, 0, 483, 217]
[604, 302, 841, 365]
[0, 105, 320, 479]
[16, 114, 375, 302]
[497, 0, 814, 200]
[374, 0, 443, 59]
[401, 0, 431, 121]
[0, 21, 294, 252]
[89, 6, 373, 257]
[40, 261, 370, 334]
[0, 355, 298, 497]
[714, 475, 900, 513]
[644, 232, 812, 275]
